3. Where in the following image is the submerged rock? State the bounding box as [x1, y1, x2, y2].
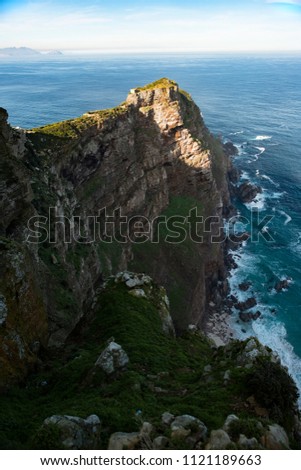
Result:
[274, 279, 291, 292]
[239, 281, 251, 292]
[235, 297, 257, 311]
[236, 181, 262, 203]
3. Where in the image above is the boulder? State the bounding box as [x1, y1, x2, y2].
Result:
[95, 341, 129, 375]
[261, 424, 290, 450]
[162, 412, 175, 427]
[206, 429, 232, 450]
[128, 288, 147, 298]
[170, 415, 207, 442]
[153, 436, 170, 450]
[239, 282, 251, 292]
[237, 338, 270, 366]
[223, 141, 239, 158]
[275, 279, 291, 292]
[40, 414, 101, 449]
[140, 422, 153, 436]
[236, 182, 262, 203]
[108, 432, 140, 450]
[238, 434, 259, 450]
[239, 310, 261, 322]
[223, 414, 239, 432]
[235, 297, 257, 311]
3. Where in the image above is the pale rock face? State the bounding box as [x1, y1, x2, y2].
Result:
[261, 424, 290, 450]
[161, 412, 175, 426]
[153, 435, 170, 450]
[223, 414, 239, 432]
[128, 288, 147, 298]
[205, 429, 232, 450]
[236, 337, 278, 366]
[95, 341, 129, 375]
[170, 414, 207, 442]
[238, 434, 259, 450]
[108, 432, 140, 450]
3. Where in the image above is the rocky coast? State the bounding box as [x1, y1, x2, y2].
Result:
[0, 78, 300, 449]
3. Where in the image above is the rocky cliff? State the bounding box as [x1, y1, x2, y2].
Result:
[1, 79, 299, 450]
[0, 78, 231, 387]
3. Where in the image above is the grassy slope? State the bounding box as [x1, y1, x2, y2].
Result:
[1, 275, 297, 449]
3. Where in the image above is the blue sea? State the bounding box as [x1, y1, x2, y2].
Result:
[1, 53, 301, 398]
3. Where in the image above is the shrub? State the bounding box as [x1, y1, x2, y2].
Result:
[246, 361, 299, 428]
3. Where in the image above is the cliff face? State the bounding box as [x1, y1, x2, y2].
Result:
[0, 78, 231, 386]
[1, 80, 300, 451]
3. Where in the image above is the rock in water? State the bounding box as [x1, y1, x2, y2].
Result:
[236, 181, 262, 203]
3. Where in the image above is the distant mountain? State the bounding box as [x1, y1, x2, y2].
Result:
[0, 47, 41, 57]
[46, 50, 63, 56]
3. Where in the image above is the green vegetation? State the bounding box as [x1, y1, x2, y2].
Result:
[130, 195, 206, 329]
[179, 88, 193, 102]
[246, 361, 299, 429]
[31, 106, 128, 139]
[135, 78, 178, 92]
[0, 275, 298, 449]
[228, 418, 264, 442]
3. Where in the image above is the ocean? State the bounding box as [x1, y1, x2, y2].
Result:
[1, 53, 301, 398]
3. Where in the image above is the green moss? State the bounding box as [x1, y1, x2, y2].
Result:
[32, 423, 66, 450]
[135, 78, 178, 92]
[31, 106, 128, 139]
[228, 418, 264, 442]
[179, 88, 193, 101]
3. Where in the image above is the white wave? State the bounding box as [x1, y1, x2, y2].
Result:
[252, 319, 301, 406]
[245, 192, 266, 211]
[234, 142, 248, 156]
[254, 146, 265, 157]
[261, 174, 279, 187]
[240, 170, 249, 181]
[253, 135, 272, 141]
[252, 148, 265, 162]
[229, 130, 244, 136]
[229, 301, 301, 406]
[269, 191, 284, 200]
[278, 210, 292, 226]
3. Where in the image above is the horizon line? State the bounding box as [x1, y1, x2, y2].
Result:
[1, 47, 301, 55]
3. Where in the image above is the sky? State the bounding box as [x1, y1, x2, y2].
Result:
[0, 0, 301, 52]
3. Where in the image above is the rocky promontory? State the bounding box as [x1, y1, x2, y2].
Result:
[0, 79, 300, 449]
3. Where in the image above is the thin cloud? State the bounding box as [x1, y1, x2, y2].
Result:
[266, 0, 301, 4]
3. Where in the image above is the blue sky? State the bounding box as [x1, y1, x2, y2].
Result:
[0, 0, 301, 52]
